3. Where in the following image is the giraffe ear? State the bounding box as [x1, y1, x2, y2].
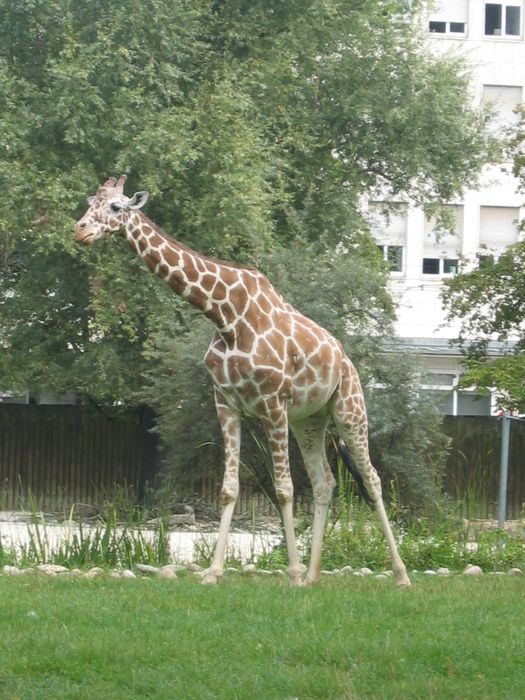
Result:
[128, 191, 149, 210]
[86, 196, 96, 206]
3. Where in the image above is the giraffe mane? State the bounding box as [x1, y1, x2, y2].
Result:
[138, 212, 260, 273]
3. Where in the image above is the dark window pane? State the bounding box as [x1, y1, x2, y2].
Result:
[443, 258, 458, 274]
[478, 254, 494, 268]
[387, 246, 403, 272]
[429, 21, 447, 33]
[423, 258, 440, 274]
[506, 6, 520, 35]
[450, 22, 465, 33]
[485, 3, 502, 35]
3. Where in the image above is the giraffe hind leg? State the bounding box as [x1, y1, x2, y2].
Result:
[332, 360, 410, 587]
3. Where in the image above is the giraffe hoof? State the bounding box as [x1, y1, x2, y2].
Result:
[289, 577, 305, 587]
[287, 563, 307, 586]
[201, 569, 221, 585]
[396, 575, 411, 588]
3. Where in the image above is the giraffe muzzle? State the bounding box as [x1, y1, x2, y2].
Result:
[74, 222, 95, 245]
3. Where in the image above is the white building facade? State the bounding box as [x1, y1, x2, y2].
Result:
[371, 0, 525, 414]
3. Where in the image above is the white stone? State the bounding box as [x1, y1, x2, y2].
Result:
[161, 563, 180, 573]
[424, 569, 437, 576]
[110, 571, 121, 578]
[242, 563, 256, 574]
[463, 564, 482, 576]
[136, 563, 161, 575]
[359, 567, 373, 576]
[37, 563, 69, 575]
[159, 566, 177, 579]
[375, 574, 389, 580]
[340, 565, 354, 574]
[3, 565, 22, 575]
[437, 567, 451, 576]
[186, 562, 203, 572]
[83, 566, 104, 578]
[508, 567, 522, 576]
[121, 569, 136, 579]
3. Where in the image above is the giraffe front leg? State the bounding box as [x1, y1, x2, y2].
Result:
[202, 393, 241, 585]
[262, 406, 305, 586]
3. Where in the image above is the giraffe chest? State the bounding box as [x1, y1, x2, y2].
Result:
[204, 326, 343, 418]
[204, 338, 290, 416]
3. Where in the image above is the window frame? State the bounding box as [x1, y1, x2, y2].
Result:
[378, 244, 404, 274]
[428, 20, 466, 35]
[484, 2, 522, 38]
[422, 257, 459, 276]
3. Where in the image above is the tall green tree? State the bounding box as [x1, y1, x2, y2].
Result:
[0, 0, 491, 404]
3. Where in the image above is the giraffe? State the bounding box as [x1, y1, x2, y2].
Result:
[74, 175, 410, 587]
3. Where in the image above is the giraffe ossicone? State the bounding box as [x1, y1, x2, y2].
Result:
[74, 176, 410, 588]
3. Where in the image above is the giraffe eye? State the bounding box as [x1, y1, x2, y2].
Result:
[110, 202, 122, 213]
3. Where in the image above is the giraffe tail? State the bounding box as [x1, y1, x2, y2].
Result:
[336, 439, 374, 507]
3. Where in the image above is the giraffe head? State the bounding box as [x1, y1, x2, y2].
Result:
[74, 175, 149, 246]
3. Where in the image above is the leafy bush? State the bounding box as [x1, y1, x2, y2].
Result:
[258, 481, 525, 573]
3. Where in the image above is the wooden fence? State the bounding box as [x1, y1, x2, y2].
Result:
[0, 405, 155, 512]
[0, 406, 523, 519]
[442, 416, 525, 519]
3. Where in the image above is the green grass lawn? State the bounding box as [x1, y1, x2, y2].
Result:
[0, 574, 523, 700]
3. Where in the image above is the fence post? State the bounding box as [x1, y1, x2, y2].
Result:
[497, 414, 511, 529]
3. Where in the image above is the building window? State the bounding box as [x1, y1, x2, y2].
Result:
[457, 391, 492, 416]
[429, 20, 466, 34]
[477, 254, 495, 268]
[422, 258, 440, 274]
[378, 245, 403, 272]
[480, 206, 520, 253]
[424, 204, 462, 271]
[483, 85, 523, 128]
[485, 3, 521, 37]
[369, 202, 407, 274]
[423, 376, 492, 416]
[443, 258, 459, 274]
[422, 258, 459, 275]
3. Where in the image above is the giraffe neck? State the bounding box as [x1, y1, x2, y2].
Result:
[122, 211, 243, 331]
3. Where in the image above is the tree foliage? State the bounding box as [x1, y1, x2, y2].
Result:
[442, 244, 525, 412]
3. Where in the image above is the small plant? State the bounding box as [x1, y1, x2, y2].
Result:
[1, 501, 171, 569]
[255, 453, 525, 573]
